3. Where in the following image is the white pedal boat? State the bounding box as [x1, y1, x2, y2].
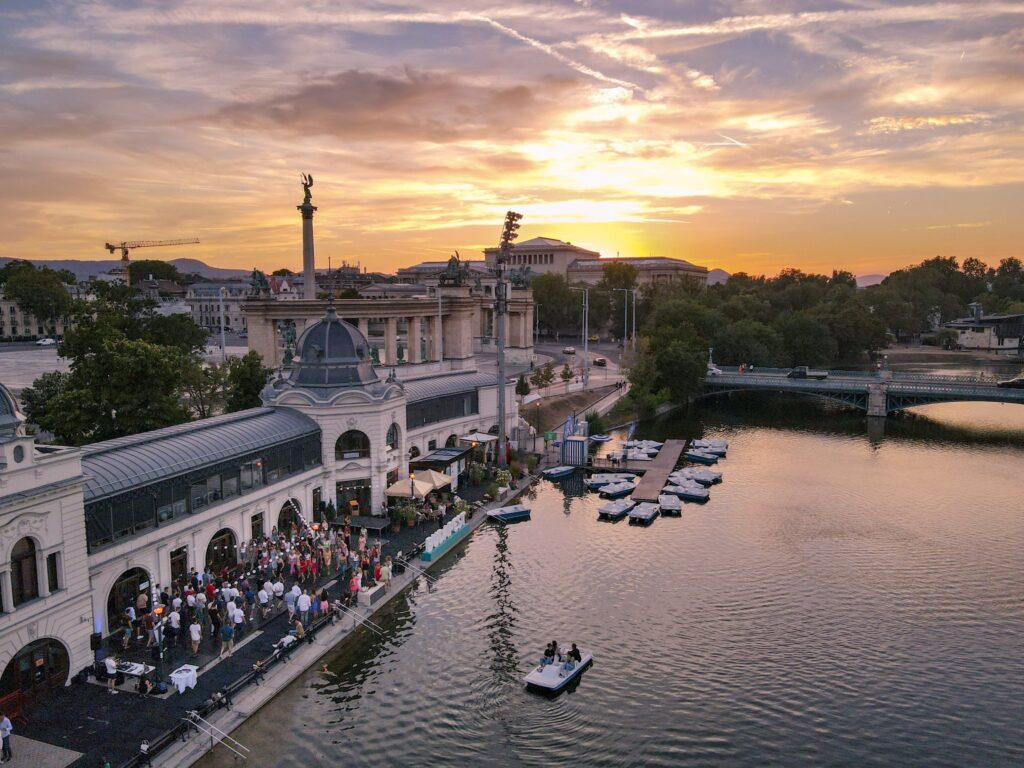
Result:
[657, 494, 682, 516]
[524, 648, 594, 692]
[597, 499, 634, 521]
[628, 502, 660, 525]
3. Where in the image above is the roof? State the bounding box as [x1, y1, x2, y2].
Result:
[568, 256, 706, 272]
[289, 306, 379, 388]
[80, 407, 320, 502]
[412, 446, 472, 465]
[403, 372, 500, 404]
[484, 237, 600, 256]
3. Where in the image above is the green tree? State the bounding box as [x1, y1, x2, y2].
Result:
[3, 265, 72, 333]
[183, 360, 227, 419]
[530, 361, 555, 388]
[713, 319, 783, 366]
[20, 371, 68, 430]
[585, 410, 606, 436]
[777, 313, 837, 366]
[515, 374, 530, 400]
[530, 273, 577, 335]
[224, 351, 270, 412]
[143, 313, 209, 355]
[128, 259, 182, 284]
[271, 268, 296, 276]
[655, 338, 707, 403]
[560, 363, 574, 382]
[36, 338, 191, 444]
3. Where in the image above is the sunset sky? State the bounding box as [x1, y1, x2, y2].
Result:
[1, 1, 1021, 277]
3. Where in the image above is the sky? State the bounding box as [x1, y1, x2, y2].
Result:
[1, 1, 1022, 277]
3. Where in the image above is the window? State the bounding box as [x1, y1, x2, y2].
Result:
[428, 439, 437, 451]
[11, 538, 38, 607]
[241, 460, 263, 491]
[386, 423, 401, 451]
[408, 446, 421, 460]
[222, 472, 239, 499]
[46, 553, 59, 593]
[335, 430, 370, 459]
[251, 512, 265, 538]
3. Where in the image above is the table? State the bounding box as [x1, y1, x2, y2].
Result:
[357, 583, 385, 608]
[117, 662, 154, 678]
[169, 664, 198, 694]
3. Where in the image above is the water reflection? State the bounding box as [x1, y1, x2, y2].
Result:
[486, 525, 520, 687]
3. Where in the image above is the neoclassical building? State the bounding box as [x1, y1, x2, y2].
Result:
[0, 306, 516, 702]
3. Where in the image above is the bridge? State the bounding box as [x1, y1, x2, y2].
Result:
[702, 367, 1024, 416]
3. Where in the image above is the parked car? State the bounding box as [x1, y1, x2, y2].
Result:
[997, 376, 1024, 388]
[562, 346, 576, 355]
[787, 366, 828, 380]
[707, 364, 723, 375]
[588, 334, 600, 342]
[592, 357, 607, 367]
[35, 337, 56, 347]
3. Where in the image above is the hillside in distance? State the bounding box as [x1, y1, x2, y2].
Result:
[0, 257, 250, 281]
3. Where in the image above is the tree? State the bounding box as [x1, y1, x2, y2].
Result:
[560, 363, 574, 382]
[143, 313, 209, 355]
[3, 265, 72, 333]
[224, 351, 270, 412]
[182, 361, 227, 419]
[585, 410, 606, 436]
[271, 268, 296, 276]
[655, 338, 707, 403]
[33, 338, 191, 444]
[21, 371, 68, 430]
[128, 259, 182, 284]
[777, 313, 837, 366]
[530, 361, 555, 388]
[515, 374, 530, 401]
[530, 273, 577, 335]
[713, 319, 784, 366]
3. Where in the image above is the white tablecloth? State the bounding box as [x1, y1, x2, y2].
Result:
[358, 583, 384, 607]
[169, 664, 198, 694]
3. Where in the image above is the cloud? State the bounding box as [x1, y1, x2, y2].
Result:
[866, 114, 991, 133]
[213, 68, 583, 142]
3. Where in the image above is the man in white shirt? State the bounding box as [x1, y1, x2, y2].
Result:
[273, 580, 285, 610]
[0, 710, 12, 761]
[257, 587, 270, 619]
[296, 589, 312, 626]
[104, 655, 119, 694]
[232, 602, 245, 640]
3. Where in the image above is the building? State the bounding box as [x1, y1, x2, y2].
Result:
[185, 282, 249, 332]
[943, 303, 1024, 352]
[483, 237, 600, 276]
[567, 256, 707, 287]
[0, 306, 517, 702]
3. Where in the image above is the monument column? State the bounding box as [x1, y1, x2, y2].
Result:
[408, 316, 423, 363]
[430, 315, 443, 361]
[357, 317, 369, 340]
[298, 173, 318, 300]
[384, 317, 398, 365]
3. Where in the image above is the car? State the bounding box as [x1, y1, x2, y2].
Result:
[593, 357, 607, 367]
[588, 334, 600, 342]
[707, 365, 723, 375]
[35, 338, 56, 347]
[787, 366, 828, 380]
[562, 346, 576, 355]
[997, 376, 1024, 388]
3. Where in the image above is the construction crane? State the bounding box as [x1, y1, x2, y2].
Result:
[104, 238, 200, 286]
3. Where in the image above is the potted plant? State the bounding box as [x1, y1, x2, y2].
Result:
[485, 482, 499, 501]
[403, 502, 417, 528]
[509, 460, 522, 481]
[527, 455, 539, 474]
[389, 505, 403, 533]
[454, 497, 472, 520]
[495, 469, 512, 497]
[469, 462, 485, 486]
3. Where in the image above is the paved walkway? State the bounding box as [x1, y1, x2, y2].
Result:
[7, 734, 82, 768]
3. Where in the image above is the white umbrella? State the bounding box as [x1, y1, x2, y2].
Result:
[385, 478, 433, 499]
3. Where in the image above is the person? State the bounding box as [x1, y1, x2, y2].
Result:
[257, 584, 270, 620]
[296, 589, 311, 627]
[538, 641, 556, 668]
[189, 618, 202, 656]
[380, 557, 392, 592]
[0, 710, 13, 762]
[137, 674, 155, 697]
[219, 622, 234, 657]
[105, 654, 119, 694]
[568, 643, 582, 664]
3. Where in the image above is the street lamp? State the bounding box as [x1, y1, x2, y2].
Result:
[534, 303, 541, 341]
[218, 287, 227, 362]
[409, 471, 416, 500]
[613, 288, 629, 347]
[570, 287, 590, 388]
[495, 210, 523, 469]
[630, 289, 638, 348]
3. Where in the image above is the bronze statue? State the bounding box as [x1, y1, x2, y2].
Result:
[250, 268, 269, 297]
[301, 173, 314, 205]
[439, 251, 469, 286]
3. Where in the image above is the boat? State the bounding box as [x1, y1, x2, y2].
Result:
[589, 434, 612, 443]
[668, 468, 721, 487]
[597, 499, 634, 521]
[585, 472, 636, 490]
[692, 439, 728, 457]
[663, 482, 710, 503]
[657, 494, 682, 516]
[543, 466, 576, 479]
[599, 481, 636, 499]
[628, 502, 660, 525]
[524, 647, 594, 693]
[623, 439, 663, 450]
[684, 450, 719, 465]
[487, 504, 531, 523]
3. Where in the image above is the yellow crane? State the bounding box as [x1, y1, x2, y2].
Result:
[103, 238, 200, 286]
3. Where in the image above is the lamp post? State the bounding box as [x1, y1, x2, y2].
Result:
[534, 303, 541, 341]
[630, 289, 638, 349]
[436, 287, 443, 363]
[410, 471, 416, 501]
[495, 211, 523, 469]
[571, 287, 590, 388]
[613, 288, 629, 347]
[218, 287, 227, 362]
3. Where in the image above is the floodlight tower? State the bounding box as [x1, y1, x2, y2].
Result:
[495, 210, 522, 469]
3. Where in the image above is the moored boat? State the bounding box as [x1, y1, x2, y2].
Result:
[597, 499, 634, 521]
[487, 504, 531, 523]
[684, 450, 719, 465]
[663, 482, 710, 503]
[628, 502, 660, 525]
[584, 472, 636, 490]
[657, 494, 682, 516]
[543, 465, 576, 479]
[668, 468, 722, 486]
[599, 481, 636, 499]
[589, 434, 612, 442]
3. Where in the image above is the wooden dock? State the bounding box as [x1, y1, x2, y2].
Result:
[630, 439, 687, 502]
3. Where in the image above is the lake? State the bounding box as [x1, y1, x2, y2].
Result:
[199, 390, 1024, 767]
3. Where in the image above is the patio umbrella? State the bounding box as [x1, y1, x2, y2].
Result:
[419, 469, 453, 490]
[385, 478, 433, 499]
[461, 431, 497, 443]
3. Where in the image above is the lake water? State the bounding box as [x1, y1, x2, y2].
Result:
[199, 390, 1024, 767]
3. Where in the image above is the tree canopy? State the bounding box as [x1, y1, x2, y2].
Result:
[128, 259, 182, 284]
[0, 261, 73, 331]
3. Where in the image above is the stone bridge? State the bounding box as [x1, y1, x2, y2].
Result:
[702, 367, 1024, 416]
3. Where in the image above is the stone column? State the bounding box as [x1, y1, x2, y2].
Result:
[430, 315, 443, 361]
[357, 317, 369, 340]
[0, 570, 14, 614]
[298, 200, 318, 300]
[408, 316, 423, 363]
[248, 314, 280, 368]
[384, 317, 398, 365]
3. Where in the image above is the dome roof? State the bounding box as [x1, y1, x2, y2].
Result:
[289, 306, 380, 388]
[0, 383, 25, 436]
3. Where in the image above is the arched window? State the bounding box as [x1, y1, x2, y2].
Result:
[336, 430, 370, 459]
[386, 423, 401, 451]
[107, 567, 149, 633]
[278, 499, 301, 534]
[408, 446, 421, 460]
[205, 528, 237, 575]
[445, 434, 459, 448]
[0, 638, 69, 698]
[11, 537, 38, 607]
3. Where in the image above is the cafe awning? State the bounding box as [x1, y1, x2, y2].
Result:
[385, 478, 433, 499]
[418, 469, 453, 490]
[461, 432, 497, 443]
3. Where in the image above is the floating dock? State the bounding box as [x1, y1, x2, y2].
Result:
[630, 439, 687, 502]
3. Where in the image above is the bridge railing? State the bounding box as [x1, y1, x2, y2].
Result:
[706, 374, 872, 392]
